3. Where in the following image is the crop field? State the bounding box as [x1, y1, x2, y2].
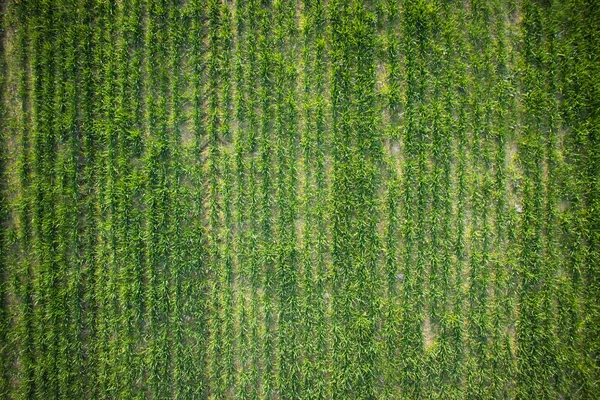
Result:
[0, 0, 599, 398]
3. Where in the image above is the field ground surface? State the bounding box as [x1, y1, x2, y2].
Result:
[0, 0, 599, 398]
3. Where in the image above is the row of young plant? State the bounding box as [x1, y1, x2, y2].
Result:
[329, 1, 380, 398]
[465, 1, 494, 397]
[273, 0, 301, 398]
[184, 0, 209, 397]
[426, 2, 464, 398]
[218, 1, 236, 397]
[30, 1, 60, 397]
[257, 0, 276, 396]
[396, 0, 432, 397]
[235, 0, 263, 397]
[299, 0, 329, 398]
[0, 1, 8, 396]
[77, 0, 101, 396]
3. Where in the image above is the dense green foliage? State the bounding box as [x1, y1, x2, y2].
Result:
[1, 0, 599, 398]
